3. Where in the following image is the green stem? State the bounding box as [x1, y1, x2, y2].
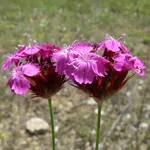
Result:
[48, 99, 55, 150]
[96, 103, 102, 150]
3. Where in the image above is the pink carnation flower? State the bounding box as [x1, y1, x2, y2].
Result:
[113, 53, 146, 76]
[98, 34, 130, 53]
[2, 41, 40, 70]
[52, 42, 109, 84]
[2, 41, 66, 98]
[56, 36, 145, 103]
[21, 40, 40, 55]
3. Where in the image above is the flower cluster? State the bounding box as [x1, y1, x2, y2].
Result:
[52, 34, 146, 102]
[2, 41, 65, 98]
[2, 34, 146, 101]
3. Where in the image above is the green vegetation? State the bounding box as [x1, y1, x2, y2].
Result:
[0, 0, 149, 52]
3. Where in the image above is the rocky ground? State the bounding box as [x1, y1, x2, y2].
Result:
[0, 76, 149, 150]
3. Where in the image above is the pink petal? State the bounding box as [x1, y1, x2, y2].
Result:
[71, 42, 93, 53]
[89, 54, 109, 76]
[2, 57, 13, 70]
[24, 46, 40, 55]
[105, 40, 120, 52]
[8, 76, 30, 95]
[131, 57, 146, 76]
[112, 63, 126, 71]
[73, 62, 95, 84]
[113, 54, 146, 75]
[1, 54, 21, 70]
[22, 63, 39, 76]
[39, 44, 53, 58]
[120, 42, 131, 53]
[52, 50, 68, 74]
[98, 41, 105, 50]
[91, 61, 107, 77]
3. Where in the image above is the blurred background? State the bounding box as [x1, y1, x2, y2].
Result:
[0, 0, 149, 150]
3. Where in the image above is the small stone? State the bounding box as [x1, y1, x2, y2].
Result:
[85, 142, 91, 150]
[139, 122, 148, 129]
[139, 79, 144, 85]
[140, 143, 148, 150]
[95, 108, 98, 114]
[126, 91, 131, 97]
[125, 113, 131, 119]
[146, 104, 150, 111]
[21, 140, 27, 145]
[26, 117, 49, 135]
[95, 108, 104, 115]
[62, 88, 69, 97]
[90, 129, 96, 135]
[138, 85, 143, 90]
[55, 125, 59, 132]
[86, 98, 96, 105]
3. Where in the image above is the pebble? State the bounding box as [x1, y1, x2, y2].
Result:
[26, 117, 49, 135]
[86, 98, 96, 105]
[139, 122, 148, 129]
[94, 108, 104, 115]
[55, 125, 59, 132]
[125, 113, 131, 119]
[126, 91, 131, 97]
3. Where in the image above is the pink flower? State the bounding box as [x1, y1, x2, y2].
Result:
[2, 54, 21, 70]
[2, 41, 40, 70]
[2, 36, 146, 100]
[52, 42, 109, 84]
[22, 43, 66, 98]
[8, 63, 39, 95]
[62, 37, 146, 103]
[68, 52, 108, 84]
[98, 34, 130, 53]
[113, 53, 146, 76]
[10, 41, 40, 58]
[22, 41, 40, 55]
[2, 41, 66, 98]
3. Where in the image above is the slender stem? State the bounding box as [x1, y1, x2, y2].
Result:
[96, 103, 102, 150]
[48, 99, 55, 150]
